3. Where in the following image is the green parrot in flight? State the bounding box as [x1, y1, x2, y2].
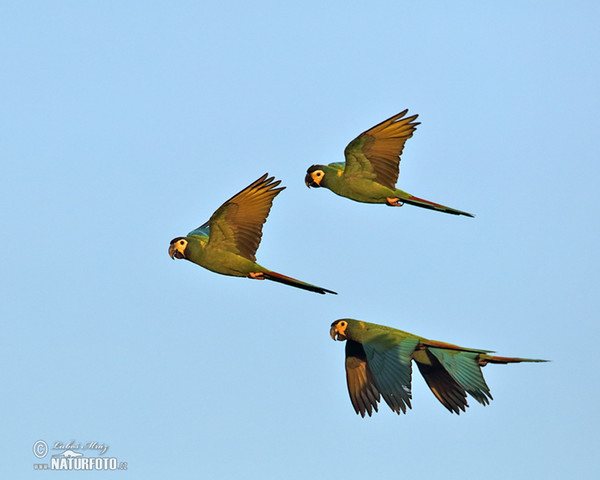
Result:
[305, 110, 474, 217]
[330, 319, 547, 417]
[169, 173, 336, 295]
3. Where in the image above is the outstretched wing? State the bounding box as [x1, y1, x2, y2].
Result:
[342, 110, 420, 189]
[344, 340, 381, 417]
[197, 174, 285, 261]
[428, 348, 493, 406]
[415, 349, 470, 414]
[359, 333, 420, 415]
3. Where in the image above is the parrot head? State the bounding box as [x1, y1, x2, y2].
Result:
[169, 237, 188, 260]
[330, 319, 350, 341]
[305, 165, 326, 188]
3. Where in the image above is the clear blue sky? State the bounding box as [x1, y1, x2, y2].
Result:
[2, 2, 598, 478]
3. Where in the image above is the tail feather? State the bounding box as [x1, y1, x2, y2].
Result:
[479, 355, 549, 366]
[421, 339, 493, 354]
[262, 271, 337, 295]
[400, 193, 474, 217]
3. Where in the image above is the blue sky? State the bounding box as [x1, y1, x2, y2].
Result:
[2, 2, 599, 478]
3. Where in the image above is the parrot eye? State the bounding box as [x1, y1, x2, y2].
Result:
[339, 321, 346, 327]
[179, 240, 185, 245]
[316, 171, 323, 177]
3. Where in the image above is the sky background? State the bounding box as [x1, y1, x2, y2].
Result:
[2, 1, 599, 478]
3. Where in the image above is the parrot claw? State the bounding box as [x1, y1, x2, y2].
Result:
[386, 197, 404, 207]
[249, 272, 265, 280]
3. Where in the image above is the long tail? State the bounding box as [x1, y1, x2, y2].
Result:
[397, 192, 474, 217]
[479, 354, 549, 366]
[421, 339, 493, 354]
[262, 271, 337, 295]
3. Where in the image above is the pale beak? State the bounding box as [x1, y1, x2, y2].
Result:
[330, 325, 336, 340]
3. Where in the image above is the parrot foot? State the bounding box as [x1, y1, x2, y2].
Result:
[249, 272, 265, 280]
[386, 197, 404, 207]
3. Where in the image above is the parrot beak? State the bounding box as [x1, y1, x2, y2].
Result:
[305, 172, 314, 188]
[330, 325, 336, 340]
[330, 325, 345, 341]
[168, 243, 177, 260]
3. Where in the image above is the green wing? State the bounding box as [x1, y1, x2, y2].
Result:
[342, 110, 420, 189]
[428, 348, 493, 406]
[203, 174, 284, 261]
[361, 333, 420, 414]
[344, 340, 381, 417]
[415, 350, 470, 414]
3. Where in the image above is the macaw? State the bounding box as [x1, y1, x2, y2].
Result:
[305, 110, 473, 217]
[330, 319, 547, 416]
[169, 174, 336, 295]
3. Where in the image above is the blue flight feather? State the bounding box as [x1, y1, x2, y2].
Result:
[188, 222, 210, 238]
[328, 161, 346, 169]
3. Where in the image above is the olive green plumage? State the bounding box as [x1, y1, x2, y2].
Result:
[330, 319, 547, 417]
[305, 110, 474, 217]
[169, 174, 336, 295]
